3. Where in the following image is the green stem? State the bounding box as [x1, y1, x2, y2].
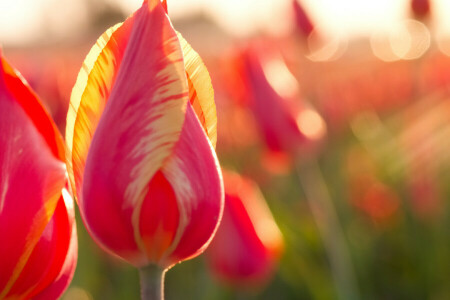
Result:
[296, 158, 360, 300]
[139, 265, 165, 300]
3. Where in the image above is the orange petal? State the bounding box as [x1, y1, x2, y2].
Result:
[177, 32, 217, 148]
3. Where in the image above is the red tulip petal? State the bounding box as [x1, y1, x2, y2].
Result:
[223, 173, 283, 257]
[177, 32, 217, 148]
[161, 0, 168, 13]
[0, 57, 66, 298]
[156, 103, 224, 268]
[243, 50, 308, 153]
[78, 0, 188, 266]
[1, 58, 65, 160]
[32, 229, 77, 300]
[208, 193, 273, 286]
[292, 0, 314, 39]
[6, 189, 75, 299]
[139, 171, 180, 263]
[206, 172, 283, 287]
[33, 195, 77, 300]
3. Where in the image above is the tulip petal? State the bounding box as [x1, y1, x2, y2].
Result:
[138, 171, 180, 263]
[244, 50, 306, 153]
[177, 32, 217, 147]
[0, 58, 65, 160]
[208, 193, 273, 286]
[32, 193, 77, 300]
[32, 226, 77, 300]
[206, 171, 283, 287]
[0, 57, 66, 298]
[78, 0, 189, 266]
[5, 190, 74, 299]
[223, 172, 283, 256]
[155, 103, 224, 268]
[161, 0, 168, 12]
[66, 20, 132, 199]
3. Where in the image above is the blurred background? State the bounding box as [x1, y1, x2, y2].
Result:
[3, 0, 450, 299]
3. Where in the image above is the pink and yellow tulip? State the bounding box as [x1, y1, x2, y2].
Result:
[0, 54, 77, 299]
[65, 0, 223, 273]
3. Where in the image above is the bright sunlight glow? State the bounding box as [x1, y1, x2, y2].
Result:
[2, 0, 450, 45]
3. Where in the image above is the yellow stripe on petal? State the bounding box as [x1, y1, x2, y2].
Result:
[66, 21, 131, 200]
[177, 32, 217, 148]
[66, 22, 122, 153]
[0, 189, 61, 299]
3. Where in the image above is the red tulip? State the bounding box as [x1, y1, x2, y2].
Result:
[65, 0, 223, 270]
[411, 0, 431, 20]
[0, 54, 77, 299]
[349, 175, 400, 224]
[346, 148, 399, 224]
[292, 0, 314, 39]
[234, 45, 326, 156]
[206, 171, 283, 288]
[408, 170, 441, 221]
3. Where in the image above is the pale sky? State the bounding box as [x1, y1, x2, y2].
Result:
[1, 0, 450, 46]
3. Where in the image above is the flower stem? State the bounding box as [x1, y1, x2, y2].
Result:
[296, 158, 360, 300]
[139, 265, 166, 300]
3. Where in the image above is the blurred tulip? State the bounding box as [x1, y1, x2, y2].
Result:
[292, 0, 314, 40]
[65, 0, 223, 272]
[0, 54, 77, 299]
[349, 173, 400, 224]
[260, 150, 292, 175]
[411, 0, 431, 20]
[206, 171, 283, 288]
[346, 147, 399, 224]
[408, 170, 441, 221]
[232, 45, 326, 156]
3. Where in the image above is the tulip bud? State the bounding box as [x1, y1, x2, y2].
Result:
[411, 0, 431, 20]
[292, 0, 314, 40]
[236, 45, 326, 156]
[0, 54, 77, 299]
[206, 171, 283, 288]
[65, 0, 223, 270]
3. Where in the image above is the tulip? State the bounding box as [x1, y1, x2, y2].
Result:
[346, 147, 399, 224]
[0, 54, 77, 299]
[206, 171, 283, 288]
[292, 0, 314, 40]
[411, 0, 431, 20]
[235, 45, 326, 157]
[65, 0, 223, 298]
[350, 176, 400, 224]
[408, 169, 441, 221]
